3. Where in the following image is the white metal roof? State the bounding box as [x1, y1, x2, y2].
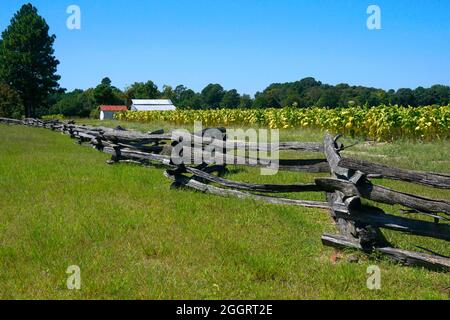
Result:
[131, 99, 174, 105]
[130, 99, 176, 111]
[131, 105, 176, 111]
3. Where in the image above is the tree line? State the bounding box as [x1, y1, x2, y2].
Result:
[0, 4, 449, 119]
[46, 77, 450, 117]
[46, 79, 256, 118]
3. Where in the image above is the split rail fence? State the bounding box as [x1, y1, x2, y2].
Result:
[1, 117, 449, 271]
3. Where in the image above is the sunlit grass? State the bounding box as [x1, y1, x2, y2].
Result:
[0, 122, 449, 300]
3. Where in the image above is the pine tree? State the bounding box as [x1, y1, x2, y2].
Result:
[0, 3, 60, 117]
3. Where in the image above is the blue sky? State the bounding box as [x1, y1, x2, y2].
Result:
[1, 0, 449, 95]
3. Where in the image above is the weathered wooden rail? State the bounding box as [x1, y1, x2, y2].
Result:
[1, 117, 449, 271]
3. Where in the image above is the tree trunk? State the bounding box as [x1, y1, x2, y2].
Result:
[24, 100, 32, 118]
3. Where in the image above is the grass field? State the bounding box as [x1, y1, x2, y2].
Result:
[0, 121, 449, 299]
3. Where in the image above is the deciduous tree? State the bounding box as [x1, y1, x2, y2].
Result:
[201, 84, 224, 109]
[0, 83, 23, 118]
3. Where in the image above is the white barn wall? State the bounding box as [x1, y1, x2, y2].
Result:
[100, 111, 115, 120]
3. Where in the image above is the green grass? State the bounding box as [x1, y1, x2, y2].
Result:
[0, 122, 449, 300]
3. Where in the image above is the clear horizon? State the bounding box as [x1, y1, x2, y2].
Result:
[1, 0, 449, 95]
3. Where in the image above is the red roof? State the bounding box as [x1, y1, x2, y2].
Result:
[100, 105, 128, 112]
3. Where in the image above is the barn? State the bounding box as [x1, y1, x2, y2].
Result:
[99, 105, 128, 120]
[130, 99, 176, 111]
